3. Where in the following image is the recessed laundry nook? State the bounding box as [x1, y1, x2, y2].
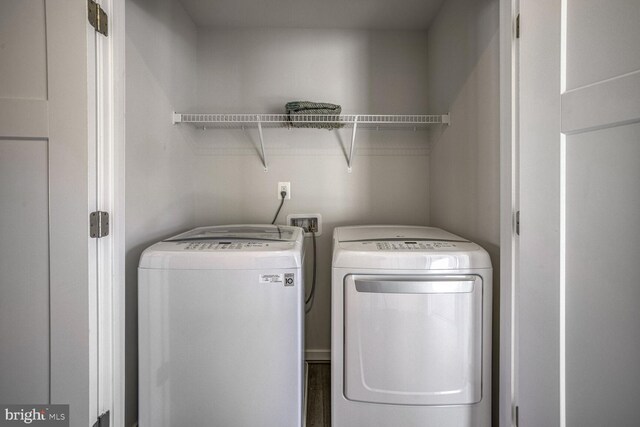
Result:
[1, 1, 639, 427]
[125, 0, 500, 424]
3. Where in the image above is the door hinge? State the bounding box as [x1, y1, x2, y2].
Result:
[515, 210, 520, 235]
[92, 410, 110, 427]
[515, 405, 520, 427]
[88, 0, 108, 36]
[90, 211, 110, 238]
[516, 14, 520, 38]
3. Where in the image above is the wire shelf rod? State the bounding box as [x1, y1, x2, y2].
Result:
[173, 113, 450, 127]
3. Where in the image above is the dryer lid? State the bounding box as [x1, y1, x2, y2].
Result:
[334, 225, 467, 243]
[332, 226, 492, 270]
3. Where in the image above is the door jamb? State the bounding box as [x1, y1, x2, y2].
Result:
[499, 0, 519, 426]
[108, 0, 126, 425]
[92, 0, 126, 425]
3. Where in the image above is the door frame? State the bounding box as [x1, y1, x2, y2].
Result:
[106, 0, 127, 425]
[110, 0, 127, 424]
[90, 0, 127, 425]
[102, 0, 520, 426]
[499, 0, 518, 426]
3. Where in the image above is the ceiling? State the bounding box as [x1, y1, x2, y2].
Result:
[179, 0, 447, 30]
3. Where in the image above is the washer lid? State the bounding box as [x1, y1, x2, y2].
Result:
[332, 225, 492, 270]
[167, 224, 299, 242]
[139, 224, 304, 270]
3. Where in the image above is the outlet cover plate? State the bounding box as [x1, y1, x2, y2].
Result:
[278, 182, 291, 199]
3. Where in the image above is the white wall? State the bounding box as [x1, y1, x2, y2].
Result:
[125, 0, 198, 424]
[192, 28, 432, 354]
[427, 0, 501, 423]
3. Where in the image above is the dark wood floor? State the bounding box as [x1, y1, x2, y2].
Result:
[306, 363, 331, 427]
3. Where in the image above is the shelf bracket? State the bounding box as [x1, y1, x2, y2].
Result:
[347, 115, 359, 173]
[256, 118, 268, 172]
[172, 112, 182, 124]
[442, 113, 451, 126]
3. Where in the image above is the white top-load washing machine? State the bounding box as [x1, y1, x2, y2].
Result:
[138, 225, 305, 427]
[332, 225, 492, 427]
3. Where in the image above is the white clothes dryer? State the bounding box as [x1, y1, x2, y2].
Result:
[138, 225, 305, 427]
[332, 225, 492, 427]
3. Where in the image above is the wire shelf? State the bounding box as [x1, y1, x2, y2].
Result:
[172, 112, 450, 172]
[173, 113, 449, 128]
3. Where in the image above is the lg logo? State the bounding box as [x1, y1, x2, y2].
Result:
[284, 273, 295, 286]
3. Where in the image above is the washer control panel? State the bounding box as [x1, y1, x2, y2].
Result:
[366, 241, 459, 250]
[175, 241, 280, 251]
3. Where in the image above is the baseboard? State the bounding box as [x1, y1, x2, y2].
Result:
[305, 349, 331, 362]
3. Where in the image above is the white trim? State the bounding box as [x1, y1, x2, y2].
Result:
[305, 349, 331, 362]
[559, 135, 567, 427]
[87, 15, 99, 422]
[87, 0, 126, 425]
[109, 0, 127, 425]
[90, 0, 116, 422]
[96, 3, 113, 421]
[499, 0, 518, 426]
[559, 3, 567, 425]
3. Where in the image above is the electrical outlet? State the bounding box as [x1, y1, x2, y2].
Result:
[287, 214, 322, 236]
[278, 182, 291, 199]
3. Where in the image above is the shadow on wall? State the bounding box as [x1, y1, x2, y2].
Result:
[125, 1, 199, 426]
[368, 31, 429, 115]
[127, 0, 198, 110]
[428, 0, 499, 124]
[426, 0, 501, 425]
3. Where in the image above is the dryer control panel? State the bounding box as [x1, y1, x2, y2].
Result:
[339, 240, 465, 252]
[374, 241, 458, 250]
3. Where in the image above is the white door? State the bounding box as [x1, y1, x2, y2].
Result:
[0, 1, 106, 426]
[517, 0, 640, 426]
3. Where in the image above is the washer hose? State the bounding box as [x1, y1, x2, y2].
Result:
[305, 229, 317, 314]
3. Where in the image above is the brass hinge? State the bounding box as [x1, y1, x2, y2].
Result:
[516, 210, 520, 235]
[92, 410, 110, 427]
[516, 14, 520, 38]
[90, 211, 110, 238]
[88, 0, 108, 36]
